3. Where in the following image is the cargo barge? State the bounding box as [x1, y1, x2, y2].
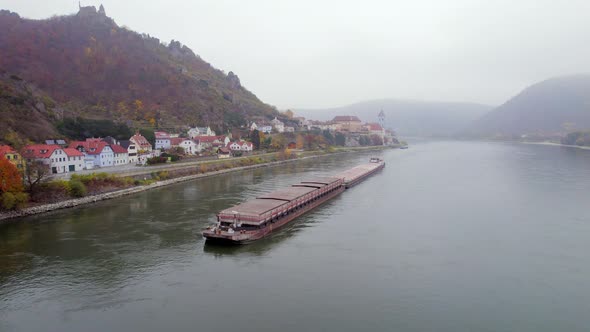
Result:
[202, 158, 385, 244]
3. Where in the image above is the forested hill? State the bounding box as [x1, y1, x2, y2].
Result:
[0, 6, 278, 141]
[466, 75, 590, 137]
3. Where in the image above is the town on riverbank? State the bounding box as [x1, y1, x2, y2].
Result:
[0, 111, 401, 218]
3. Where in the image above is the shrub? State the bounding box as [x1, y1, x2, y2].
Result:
[69, 180, 87, 197]
[1, 192, 16, 210]
[146, 156, 167, 165]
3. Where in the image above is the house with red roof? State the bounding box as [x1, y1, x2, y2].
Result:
[69, 139, 115, 168]
[0, 145, 26, 171]
[63, 148, 85, 172]
[110, 144, 129, 165]
[22, 144, 82, 174]
[130, 132, 152, 152]
[365, 123, 384, 135]
[155, 131, 172, 150]
[194, 135, 230, 151]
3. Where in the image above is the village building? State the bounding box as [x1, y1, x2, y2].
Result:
[309, 120, 337, 132]
[217, 147, 231, 159]
[119, 140, 138, 164]
[63, 148, 85, 172]
[195, 135, 230, 151]
[257, 123, 273, 134]
[271, 117, 285, 133]
[0, 145, 26, 171]
[188, 126, 215, 138]
[22, 144, 79, 174]
[227, 141, 254, 152]
[170, 137, 201, 155]
[250, 122, 258, 131]
[365, 123, 384, 135]
[155, 131, 171, 150]
[332, 115, 363, 132]
[130, 132, 153, 153]
[69, 139, 115, 168]
[284, 126, 295, 133]
[111, 144, 129, 165]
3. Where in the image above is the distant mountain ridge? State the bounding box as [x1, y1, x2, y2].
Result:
[298, 99, 492, 136]
[466, 75, 590, 137]
[0, 6, 278, 142]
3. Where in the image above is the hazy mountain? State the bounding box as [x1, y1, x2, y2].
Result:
[467, 75, 590, 137]
[298, 100, 492, 136]
[0, 6, 278, 142]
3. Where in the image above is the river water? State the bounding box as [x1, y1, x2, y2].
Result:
[1, 140, 590, 332]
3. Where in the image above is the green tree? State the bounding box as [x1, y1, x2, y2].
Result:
[250, 129, 261, 150]
[335, 132, 346, 146]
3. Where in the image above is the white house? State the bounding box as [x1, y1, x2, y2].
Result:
[155, 131, 171, 150]
[63, 148, 85, 172]
[111, 144, 129, 165]
[285, 126, 295, 133]
[258, 125, 273, 134]
[195, 135, 230, 150]
[22, 144, 81, 174]
[188, 126, 215, 138]
[170, 138, 201, 155]
[271, 117, 285, 133]
[120, 140, 138, 164]
[69, 139, 115, 168]
[130, 132, 153, 152]
[228, 141, 254, 152]
[250, 122, 258, 131]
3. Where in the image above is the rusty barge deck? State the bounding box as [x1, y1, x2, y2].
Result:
[202, 159, 385, 245]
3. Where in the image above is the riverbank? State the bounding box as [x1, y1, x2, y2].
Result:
[522, 141, 590, 150]
[0, 146, 394, 223]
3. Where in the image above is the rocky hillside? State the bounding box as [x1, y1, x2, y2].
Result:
[299, 99, 491, 137]
[0, 6, 278, 142]
[466, 75, 590, 138]
[0, 72, 62, 144]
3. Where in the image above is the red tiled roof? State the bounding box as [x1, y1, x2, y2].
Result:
[68, 140, 111, 155]
[0, 145, 16, 155]
[63, 148, 84, 157]
[131, 134, 152, 149]
[170, 137, 189, 145]
[195, 135, 226, 143]
[228, 141, 252, 148]
[155, 131, 170, 139]
[22, 144, 61, 159]
[110, 144, 128, 154]
[332, 115, 361, 122]
[367, 123, 383, 131]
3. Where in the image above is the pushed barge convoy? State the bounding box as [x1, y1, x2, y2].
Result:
[202, 158, 385, 244]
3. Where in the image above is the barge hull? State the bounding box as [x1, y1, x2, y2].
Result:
[204, 185, 345, 244]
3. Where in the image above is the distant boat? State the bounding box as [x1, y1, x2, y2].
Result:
[400, 146, 409, 149]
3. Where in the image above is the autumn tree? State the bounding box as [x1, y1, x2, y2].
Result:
[296, 134, 304, 149]
[0, 158, 23, 193]
[270, 134, 286, 150]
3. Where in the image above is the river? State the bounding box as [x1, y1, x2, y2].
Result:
[1, 140, 590, 331]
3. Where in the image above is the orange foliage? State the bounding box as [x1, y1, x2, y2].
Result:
[0, 157, 23, 193]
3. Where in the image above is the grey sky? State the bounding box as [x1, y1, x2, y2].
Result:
[2, 0, 590, 109]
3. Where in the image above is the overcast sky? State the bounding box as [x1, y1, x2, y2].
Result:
[2, 0, 590, 109]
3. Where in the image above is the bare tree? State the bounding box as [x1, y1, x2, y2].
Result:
[24, 160, 48, 194]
